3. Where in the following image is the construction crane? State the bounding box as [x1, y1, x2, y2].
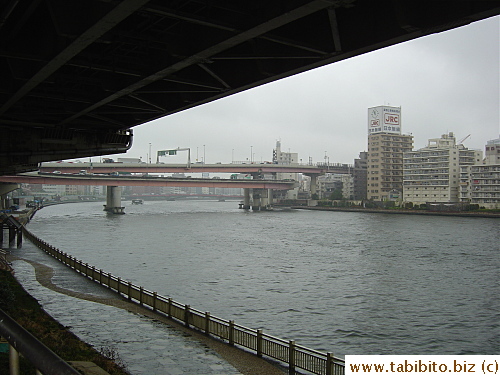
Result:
[457, 134, 471, 144]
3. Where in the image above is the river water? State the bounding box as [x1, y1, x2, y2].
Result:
[18, 200, 500, 357]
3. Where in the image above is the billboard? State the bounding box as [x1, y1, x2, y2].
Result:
[368, 106, 401, 135]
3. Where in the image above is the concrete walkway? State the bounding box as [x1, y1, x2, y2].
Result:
[9, 255, 286, 375]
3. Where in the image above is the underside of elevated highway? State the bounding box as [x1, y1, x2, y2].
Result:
[0, 0, 498, 176]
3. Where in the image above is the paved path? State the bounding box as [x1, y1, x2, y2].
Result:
[9, 255, 286, 375]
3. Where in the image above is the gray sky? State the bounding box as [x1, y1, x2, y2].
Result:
[100, 15, 499, 166]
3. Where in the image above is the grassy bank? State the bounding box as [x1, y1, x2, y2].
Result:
[0, 269, 130, 374]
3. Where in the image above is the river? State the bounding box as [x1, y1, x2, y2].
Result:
[17, 200, 500, 358]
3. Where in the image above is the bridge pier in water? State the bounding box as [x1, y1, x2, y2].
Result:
[240, 188, 273, 211]
[242, 188, 251, 209]
[103, 186, 125, 214]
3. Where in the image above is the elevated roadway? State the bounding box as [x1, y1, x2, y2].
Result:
[38, 161, 350, 175]
[1, 0, 498, 175]
[0, 173, 296, 190]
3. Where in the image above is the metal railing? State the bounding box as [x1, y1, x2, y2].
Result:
[0, 308, 80, 375]
[22, 227, 345, 375]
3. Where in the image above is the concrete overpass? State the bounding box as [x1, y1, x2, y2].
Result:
[1, 0, 498, 175]
[38, 161, 351, 175]
[0, 172, 297, 212]
[0, 173, 296, 190]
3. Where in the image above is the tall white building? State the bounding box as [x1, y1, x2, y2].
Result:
[403, 132, 482, 204]
[367, 105, 413, 201]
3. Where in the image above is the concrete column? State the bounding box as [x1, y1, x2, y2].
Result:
[260, 189, 269, 209]
[252, 189, 261, 211]
[309, 175, 318, 207]
[103, 186, 125, 214]
[243, 188, 251, 209]
[0, 184, 19, 210]
[310, 175, 318, 196]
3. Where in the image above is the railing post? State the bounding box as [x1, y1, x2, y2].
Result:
[257, 329, 263, 357]
[139, 286, 144, 305]
[99, 269, 103, 285]
[327, 352, 333, 375]
[168, 298, 172, 318]
[184, 305, 190, 327]
[127, 282, 132, 301]
[289, 340, 295, 375]
[117, 277, 121, 294]
[9, 345, 20, 375]
[229, 320, 234, 346]
[205, 312, 210, 335]
[152, 292, 157, 311]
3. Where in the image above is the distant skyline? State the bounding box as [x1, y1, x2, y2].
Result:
[91, 15, 499, 166]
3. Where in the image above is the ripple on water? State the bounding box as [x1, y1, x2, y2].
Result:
[26, 201, 500, 355]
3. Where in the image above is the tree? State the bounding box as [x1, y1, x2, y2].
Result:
[329, 189, 343, 200]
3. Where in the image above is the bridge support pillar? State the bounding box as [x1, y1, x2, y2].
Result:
[241, 188, 251, 209]
[0, 184, 19, 210]
[103, 186, 125, 214]
[308, 175, 318, 206]
[259, 189, 273, 210]
[252, 189, 261, 211]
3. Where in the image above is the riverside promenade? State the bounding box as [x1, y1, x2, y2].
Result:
[9, 252, 286, 375]
[3, 207, 287, 374]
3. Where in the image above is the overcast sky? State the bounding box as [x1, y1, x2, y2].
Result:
[99, 15, 499, 166]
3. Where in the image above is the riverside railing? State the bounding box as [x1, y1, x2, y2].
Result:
[0, 308, 80, 375]
[22, 227, 345, 375]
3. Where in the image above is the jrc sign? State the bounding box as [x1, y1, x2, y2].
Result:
[368, 105, 401, 135]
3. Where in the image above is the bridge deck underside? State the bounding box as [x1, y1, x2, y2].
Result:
[0, 175, 295, 190]
[0, 0, 498, 174]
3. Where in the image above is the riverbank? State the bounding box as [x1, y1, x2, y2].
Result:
[292, 206, 500, 218]
[0, 269, 130, 375]
[2, 205, 287, 375]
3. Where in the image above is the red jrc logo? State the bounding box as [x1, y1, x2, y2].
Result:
[370, 119, 380, 127]
[384, 114, 399, 125]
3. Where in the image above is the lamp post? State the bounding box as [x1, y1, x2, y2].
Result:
[250, 146, 253, 163]
[203, 144, 206, 164]
[149, 143, 152, 164]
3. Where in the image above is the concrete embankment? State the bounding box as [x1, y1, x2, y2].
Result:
[292, 206, 500, 218]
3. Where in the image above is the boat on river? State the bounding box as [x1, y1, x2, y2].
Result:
[131, 199, 143, 204]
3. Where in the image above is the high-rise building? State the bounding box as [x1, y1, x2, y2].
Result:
[353, 151, 367, 200]
[366, 105, 413, 201]
[403, 132, 482, 204]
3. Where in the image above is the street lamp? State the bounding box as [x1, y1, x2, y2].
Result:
[250, 146, 253, 163]
[203, 144, 206, 164]
[149, 143, 152, 164]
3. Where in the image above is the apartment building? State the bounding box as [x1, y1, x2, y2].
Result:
[353, 151, 367, 200]
[459, 138, 499, 209]
[366, 105, 413, 201]
[403, 132, 482, 204]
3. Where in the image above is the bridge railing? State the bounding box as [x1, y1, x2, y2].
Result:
[22, 227, 345, 375]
